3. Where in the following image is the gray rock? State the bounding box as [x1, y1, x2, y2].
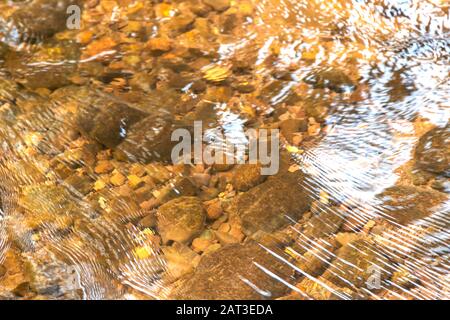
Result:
[157, 197, 206, 244]
[171, 242, 293, 299]
[228, 171, 313, 235]
[415, 124, 449, 176]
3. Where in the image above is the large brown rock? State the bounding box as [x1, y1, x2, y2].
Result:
[301, 206, 345, 239]
[228, 171, 313, 235]
[157, 197, 206, 244]
[113, 113, 177, 163]
[171, 242, 293, 299]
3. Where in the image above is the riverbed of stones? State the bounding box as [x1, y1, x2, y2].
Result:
[0, 0, 448, 300]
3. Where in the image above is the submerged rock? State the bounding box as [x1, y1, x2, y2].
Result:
[113, 113, 178, 163]
[377, 185, 447, 225]
[157, 197, 206, 244]
[232, 164, 266, 192]
[301, 207, 345, 239]
[0, 265, 6, 278]
[414, 124, 449, 176]
[19, 185, 76, 216]
[258, 80, 300, 106]
[163, 242, 201, 280]
[18, 185, 77, 229]
[77, 101, 147, 149]
[228, 171, 313, 236]
[303, 68, 356, 93]
[0, 43, 8, 60]
[280, 119, 308, 144]
[4, 42, 80, 90]
[295, 241, 337, 277]
[203, 0, 230, 12]
[7, 0, 82, 43]
[321, 239, 392, 289]
[171, 242, 293, 299]
[295, 277, 358, 300]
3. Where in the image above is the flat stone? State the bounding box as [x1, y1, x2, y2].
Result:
[258, 80, 300, 106]
[4, 43, 79, 90]
[303, 68, 356, 93]
[203, 0, 230, 12]
[64, 174, 94, 195]
[232, 164, 266, 192]
[171, 242, 293, 299]
[19, 185, 76, 216]
[301, 206, 345, 239]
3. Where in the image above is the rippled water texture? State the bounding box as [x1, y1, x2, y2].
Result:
[0, 0, 449, 300]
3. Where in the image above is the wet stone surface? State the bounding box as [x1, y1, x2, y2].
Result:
[171, 241, 293, 300]
[414, 124, 450, 176]
[6, 0, 82, 43]
[376, 185, 447, 226]
[157, 196, 206, 244]
[321, 239, 393, 290]
[228, 171, 313, 236]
